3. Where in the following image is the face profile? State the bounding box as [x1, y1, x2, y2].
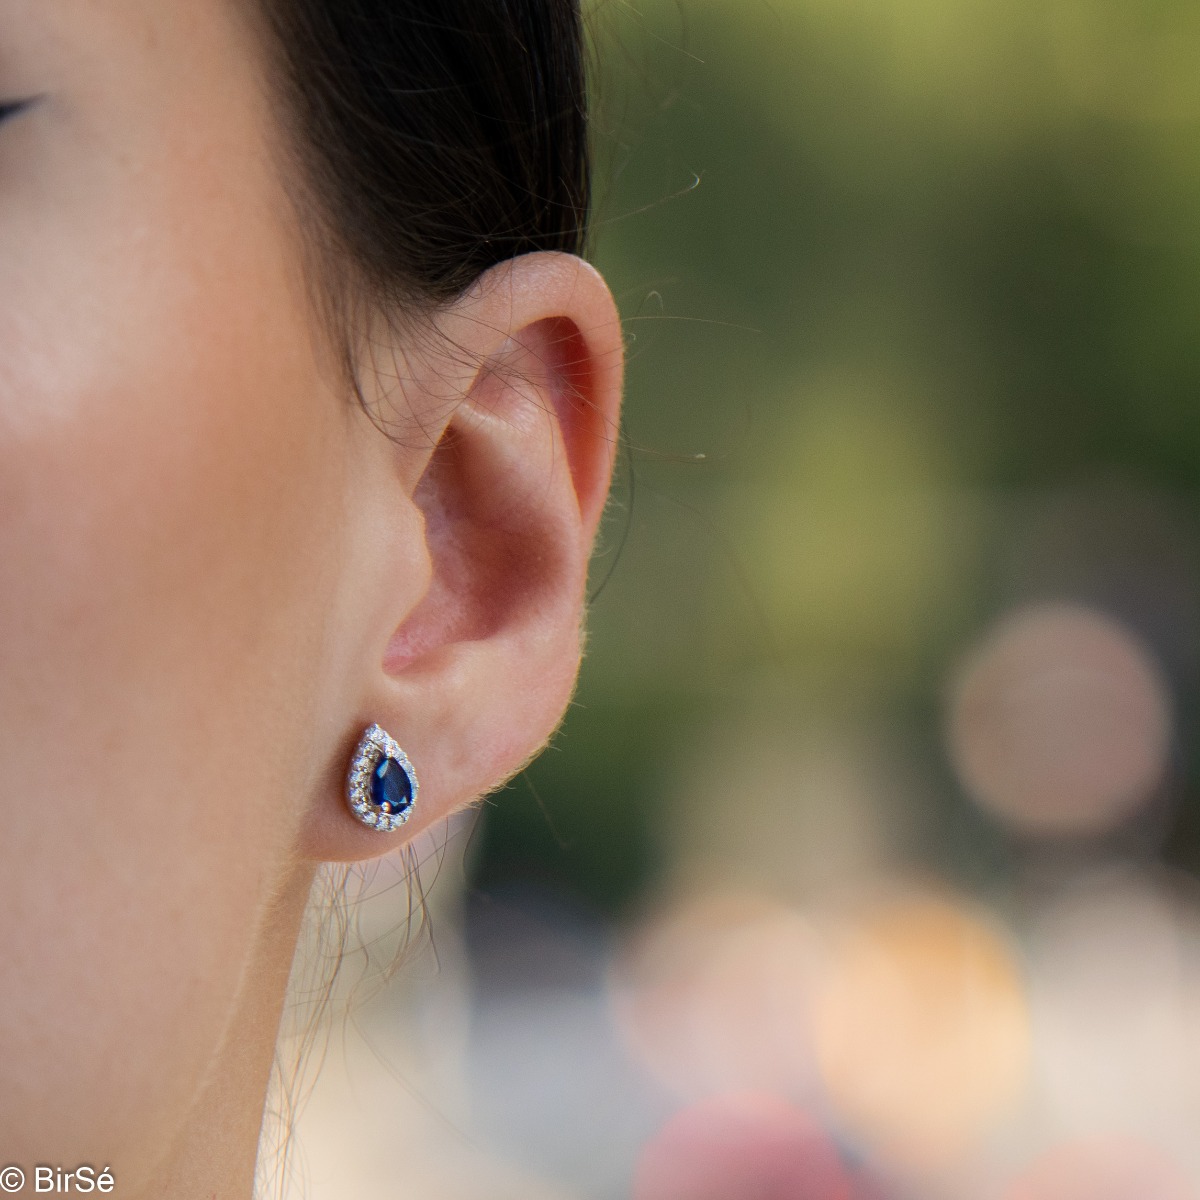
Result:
[0, 1, 621, 1196]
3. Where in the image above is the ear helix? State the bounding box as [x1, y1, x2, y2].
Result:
[345, 724, 418, 831]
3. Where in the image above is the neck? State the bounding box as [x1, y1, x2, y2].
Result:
[142, 862, 318, 1200]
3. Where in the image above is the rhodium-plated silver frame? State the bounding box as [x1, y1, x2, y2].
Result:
[346, 724, 418, 832]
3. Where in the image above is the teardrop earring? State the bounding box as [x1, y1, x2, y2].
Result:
[345, 724, 418, 831]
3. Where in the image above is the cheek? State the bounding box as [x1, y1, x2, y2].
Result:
[0, 200, 348, 1166]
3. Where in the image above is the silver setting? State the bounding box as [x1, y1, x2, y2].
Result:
[346, 724, 418, 832]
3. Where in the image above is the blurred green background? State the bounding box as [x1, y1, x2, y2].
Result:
[470, 0, 1200, 913]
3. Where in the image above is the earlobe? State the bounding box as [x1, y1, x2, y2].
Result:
[301, 252, 623, 864]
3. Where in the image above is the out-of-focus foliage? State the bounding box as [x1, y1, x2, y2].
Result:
[472, 0, 1200, 908]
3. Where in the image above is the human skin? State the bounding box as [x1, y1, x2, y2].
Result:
[0, 3, 623, 1197]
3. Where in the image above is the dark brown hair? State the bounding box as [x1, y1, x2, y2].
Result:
[261, 0, 591, 327]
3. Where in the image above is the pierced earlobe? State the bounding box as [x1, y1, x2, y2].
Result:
[345, 724, 418, 831]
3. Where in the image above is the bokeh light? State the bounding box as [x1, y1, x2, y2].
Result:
[810, 889, 1030, 1166]
[610, 892, 820, 1100]
[947, 603, 1172, 837]
[1025, 865, 1200, 1151]
[631, 1093, 855, 1200]
[1004, 1137, 1195, 1200]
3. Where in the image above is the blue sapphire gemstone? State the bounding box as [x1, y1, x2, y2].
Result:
[371, 756, 414, 817]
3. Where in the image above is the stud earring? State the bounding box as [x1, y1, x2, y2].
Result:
[346, 724, 418, 831]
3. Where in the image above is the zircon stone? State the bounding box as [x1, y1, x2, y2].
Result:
[371, 755, 414, 817]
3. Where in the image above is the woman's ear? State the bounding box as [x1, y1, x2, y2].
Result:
[299, 251, 623, 863]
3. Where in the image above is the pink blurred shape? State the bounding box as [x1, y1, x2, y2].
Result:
[947, 603, 1171, 837]
[632, 1092, 859, 1200]
[1004, 1136, 1195, 1200]
[610, 893, 820, 1099]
